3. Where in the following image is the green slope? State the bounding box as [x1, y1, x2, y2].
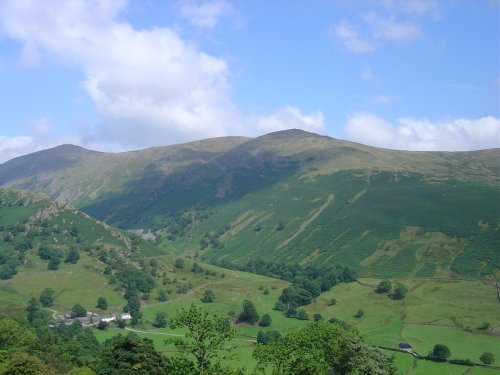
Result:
[0, 130, 498, 278]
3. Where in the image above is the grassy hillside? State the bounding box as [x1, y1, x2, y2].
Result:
[1, 130, 498, 278]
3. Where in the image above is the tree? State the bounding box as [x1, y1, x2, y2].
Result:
[191, 262, 203, 273]
[480, 352, 494, 365]
[174, 258, 185, 269]
[71, 304, 87, 318]
[391, 282, 407, 300]
[39, 288, 55, 307]
[96, 297, 108, 311]
[65, 248, 80, 264]
[259, 314, 272, 327]
[239, 300, 259, 325]
[313, 313, 323, 322]
[100, 333, 171, 374]
[48, 256, 61, 270]
[200, 289, 215, 303]
[167, 304, 237, 372]
[257, 330, 282, 345]
[328, 298, 337, 306]
[97, 321, 109, 330]
[2, 352, 56, 375]
[0, 319, 36, 353]
[297, 310, 309, 320]
[429, 344, 451, 362]
[253, 321, 397, 375]
[354, 309, 364, 318]
[375, 280, 392, 294]
[26, 297, 39, 323]
[153, 311, 167, 328]
[158, 289, 168, 302]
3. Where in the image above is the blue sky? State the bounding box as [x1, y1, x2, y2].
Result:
[0, 0, 498, 162]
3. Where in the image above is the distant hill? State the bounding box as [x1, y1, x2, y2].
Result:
[1, 130, 498, 278]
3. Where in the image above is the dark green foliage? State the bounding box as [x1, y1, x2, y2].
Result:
[71, 304, 87, 318]
[478, 321, 490, 330]
[100, 333, 171, 374]
[390, 282, 407, 300]
[279, 286, 312, 308]
[167, 304, 237, 373]
[375, 280, 392, 294]
[253, 321, 397, 375]
[124, 288, 141, 325]
[428, 344, 451, 362]
[48, 257, 61, 270]
[96, 297, 108, 310]
[451, 227, 500, 276]
[117, 265, 155, 293]
[449, 358, 473, 366]
[191, 262, 203, 273]
[239, 300, 259, 325]
[328, 317, 348, 330]
[328, 298, 337, 306]
[256, 330, 282, 344]
[174, 258, 185, 269]
[153, 312, 167, 328]
[39, 288, 55, 307]
[157, 289, 168, 302]
[201, 289, 215, 303]
[97, 321, 109, 330]
[259, 314, 272, 327]
[65, 247, 80, 264]
[354, 309, 364, 318]
[297, 310, 309, 320]
[313, 313, 323, 322]
[480, 352, 495, 365]
[274, 301, 286, 311]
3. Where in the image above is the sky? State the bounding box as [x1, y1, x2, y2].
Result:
[0, 0, 499, 163]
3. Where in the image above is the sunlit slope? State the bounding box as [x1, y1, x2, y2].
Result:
[1, 130, 498, 277]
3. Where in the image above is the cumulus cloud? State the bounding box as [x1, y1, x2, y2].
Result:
[0, 135, 34, 163]
[252, 107, 325, 134]
[332, 0, 436, 53]
[344, 113, 500, 151]
[332, 22, 375, 54]
[0, 0, 319, 154]
[176, 0, 233, 28]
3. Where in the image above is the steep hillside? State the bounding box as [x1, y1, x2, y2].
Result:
[1, 130, 498, 278]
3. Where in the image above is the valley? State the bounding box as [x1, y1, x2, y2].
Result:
[0, 131, 498, 374]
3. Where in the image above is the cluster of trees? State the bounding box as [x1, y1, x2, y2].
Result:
[375, 279, 407, 300]
[426, 344, 495, 366]
[5, 300, 494, 374]
[209, 259, 357, 316]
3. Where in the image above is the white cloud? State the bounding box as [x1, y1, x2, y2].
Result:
[0, 0, 321, 157]
[377, 0, 440, 18]
[364, 14, 421, 41]
[19, 40, 40, 68]
[373, 94, 400, 104]
[176, 0, 232, 28]
[0, 135, 34, 163]
[252, 107, 325, 134]
[332, 22, 375, 54]
[361, 66, 382, 83]
[344, 113, 500, 151]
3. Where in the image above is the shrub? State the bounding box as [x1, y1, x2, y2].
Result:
[259, 314, 272, 327]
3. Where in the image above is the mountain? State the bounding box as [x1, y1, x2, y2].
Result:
[1, 130, 499, 278]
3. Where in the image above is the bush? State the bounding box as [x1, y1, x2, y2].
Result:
[313, 313, 323, 322]
[239, 300, 259, 324]
[297, 310, 309, 320]
[256, 330, 282, 345]
[480, 352, 495, 365]
[428, 344, 451, 362]
[39, 288, 55, 307]
[97, 321, 109, 330]
[449, 359, 472, 366]
[153, 312, 167, 328]
[375, 280, 392, 294]
[390, 283, 407, 300]
[200, 289, 215, 303]
[71, 304, 87, 318]
[259, 314, 272, 327]
[328, 298, 337, 306]
[354, 309, 364, 318]
[174, 258, 184, 269]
